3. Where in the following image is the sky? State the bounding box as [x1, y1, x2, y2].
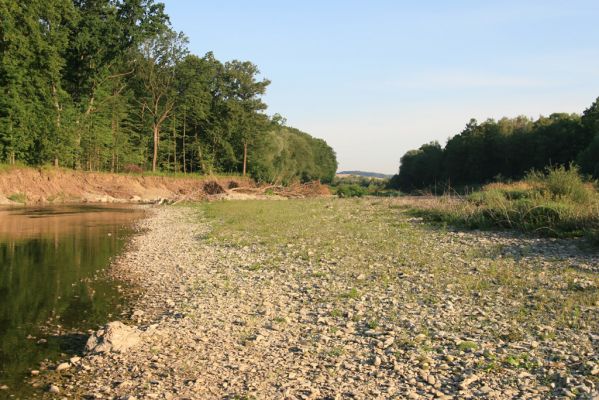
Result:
[162, 0, 599, 174]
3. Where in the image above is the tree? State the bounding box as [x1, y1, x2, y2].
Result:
[64, 0, 168, 169]
[136, 29, 188, 172]
[0, 2, 337, 178]
[174, 54, 216, 173]
[393, 100, 599, 191]
[221, 60, 270, 175]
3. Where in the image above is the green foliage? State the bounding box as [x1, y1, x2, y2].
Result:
[391, 105, 599, 192]
[340, 288, 361, 300]
[457, 341, 478, 352]
[0, 0, 336, 180]
[526, 165, 592, 204]
[412, 167, 599, 240]
[335, 184, 368, 198]
[249, 123, 337, 184]
[331, 174, 397, 197]
[7, 193, 27, 203]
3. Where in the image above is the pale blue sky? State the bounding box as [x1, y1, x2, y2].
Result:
[162, 0, 599, 174]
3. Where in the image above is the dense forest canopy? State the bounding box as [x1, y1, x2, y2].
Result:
[0, 0, 337, 183]
[390, 98, 599, 191]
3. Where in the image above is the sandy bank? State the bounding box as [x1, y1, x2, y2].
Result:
[0, 167, 251, 205]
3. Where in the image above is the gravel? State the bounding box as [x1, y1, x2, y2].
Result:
[34, 201, 599, 399]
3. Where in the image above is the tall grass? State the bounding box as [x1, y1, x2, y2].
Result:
[411, 166, 599, 240]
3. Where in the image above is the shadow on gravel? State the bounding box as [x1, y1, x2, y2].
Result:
[49, 332, 89, 356]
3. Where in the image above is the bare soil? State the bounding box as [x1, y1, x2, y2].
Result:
[0, 168, 252, 205]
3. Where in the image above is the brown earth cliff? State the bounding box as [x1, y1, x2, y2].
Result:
[0, 167, 252, 205]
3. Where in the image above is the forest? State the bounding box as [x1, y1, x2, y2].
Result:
[0, 0, 337, 183]
[390, 98, 599, 191]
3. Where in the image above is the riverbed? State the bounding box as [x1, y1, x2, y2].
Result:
[0, 205, 144, 398]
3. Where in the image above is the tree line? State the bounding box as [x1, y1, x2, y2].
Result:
[0, 0, 337, 182]
[390, 98, 599, 191]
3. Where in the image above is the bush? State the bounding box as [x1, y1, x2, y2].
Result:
[526, 165, 592, 204]
[335, 184, 367, 198]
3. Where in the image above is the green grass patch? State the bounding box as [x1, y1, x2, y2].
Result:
[457, 341, 478, 352]
[339, 287, 361, 300]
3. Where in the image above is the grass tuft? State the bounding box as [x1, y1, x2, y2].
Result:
[7, 192, 27, 203]
[410, 166, 599, 240]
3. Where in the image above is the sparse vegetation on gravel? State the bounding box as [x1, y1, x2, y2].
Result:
[35, 199, 598, 399]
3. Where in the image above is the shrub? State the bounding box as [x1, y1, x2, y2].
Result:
[526, 165, 592, 204]
[335, 184, 367, 198]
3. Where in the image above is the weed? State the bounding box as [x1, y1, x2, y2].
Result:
[339, 288, 360, 300]
[366, 319, 379, 330]
[327, 346, 344, 357]
[7, 192, 27, 203]
[503, 353, 537, 370]
[457, 341, 478, 352]
[246, 263, 262, 271]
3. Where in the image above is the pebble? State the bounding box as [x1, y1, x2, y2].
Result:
[55, 362, 70, 372]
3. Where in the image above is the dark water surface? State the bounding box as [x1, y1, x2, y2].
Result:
[0, 205, 144, 398]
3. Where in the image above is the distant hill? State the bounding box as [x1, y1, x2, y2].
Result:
[337, 171, 392, 179]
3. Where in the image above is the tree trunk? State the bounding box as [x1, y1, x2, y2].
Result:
[172, 113, 177, 173]
[51, 83, 62, 168]
[243, 141, 247, 176]
[152, 124, 159, 172]
[182, 109, 186, 174]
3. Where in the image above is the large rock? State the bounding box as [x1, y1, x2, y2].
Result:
[85, 321, 141, 354]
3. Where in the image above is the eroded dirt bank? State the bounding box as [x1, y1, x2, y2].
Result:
[32, 201, 598, 399]
[0, 167, 251, 205]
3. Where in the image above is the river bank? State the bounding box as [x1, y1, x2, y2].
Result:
[33, 200, 598, 399]
[0, 167, 251, 205]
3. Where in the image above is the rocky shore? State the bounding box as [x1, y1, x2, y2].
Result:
[34, 201, 598, 399]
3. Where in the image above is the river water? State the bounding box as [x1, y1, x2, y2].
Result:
[0, 205, 144, 398]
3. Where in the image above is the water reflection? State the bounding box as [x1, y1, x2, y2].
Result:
[0, 205, 144, 397]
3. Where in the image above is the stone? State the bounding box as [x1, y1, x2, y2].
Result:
[56, 362, 70, 372]
[415, 333, 427, 342]
[85, 321, 141, 354]
[48, 384, 60, 394]
[460, 374, 479, 389]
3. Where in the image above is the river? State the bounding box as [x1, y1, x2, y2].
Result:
[0, 205, 144, 398]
